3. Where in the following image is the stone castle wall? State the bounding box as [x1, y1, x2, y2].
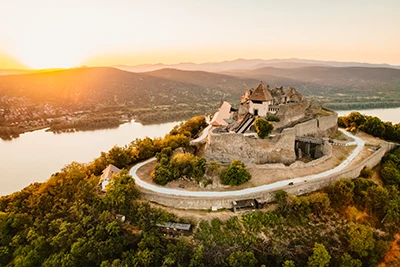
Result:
[205, 112, 338, 165]
[273, 100, 310, 127]
[140, 141, 397, 210]
[204, 128, 296, 165]
[293, 112, 338, 137]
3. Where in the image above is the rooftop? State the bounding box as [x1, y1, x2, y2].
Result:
[249, 82, 272, 102]
[157, 222, 192, 231]
[100, 164, 121, 182]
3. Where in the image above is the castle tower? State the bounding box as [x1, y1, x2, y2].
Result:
[248, 82, 272, 117]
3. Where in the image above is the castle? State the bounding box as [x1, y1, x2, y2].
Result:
[238, 82, 303, 118]
[206, 82, 338, 165]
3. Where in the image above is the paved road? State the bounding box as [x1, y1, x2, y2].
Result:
[129, 129, 365, 197]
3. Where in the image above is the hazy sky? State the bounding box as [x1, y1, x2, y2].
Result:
[1, 0, 399, 69]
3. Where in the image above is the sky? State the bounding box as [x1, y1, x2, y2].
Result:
[0, 0, 399, 69]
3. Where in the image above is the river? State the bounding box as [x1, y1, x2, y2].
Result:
[1, 107, 399, 196]
[0, 120, 179, 196]
[336, 107, 400, 124]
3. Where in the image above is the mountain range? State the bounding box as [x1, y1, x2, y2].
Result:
[114, 58, 400, 73]
[0, 67, 257, 108]
[0, 62, 399, 110]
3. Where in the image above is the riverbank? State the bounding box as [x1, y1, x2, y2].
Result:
[0, 103, 216, 140]
[336, 106, 400, 124]
[3, 102, 400, 141]
[0, 120, 181, 196]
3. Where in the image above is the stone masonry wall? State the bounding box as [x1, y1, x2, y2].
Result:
[293, 113, 338, 137]
[204, 127, 296, 165]
[275, 100, 310, 127]
[140, 141, 397, 210]
[205, 112, 338, 165]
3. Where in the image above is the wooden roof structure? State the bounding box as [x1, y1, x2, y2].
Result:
[248, 82, 272, 102]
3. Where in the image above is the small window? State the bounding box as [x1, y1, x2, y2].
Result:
[254, 109, 258, 116]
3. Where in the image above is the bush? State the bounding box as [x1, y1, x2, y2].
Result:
[169, 116, 208, 138]
[152, 153, 206, 185]
[254, 118, 273, 138]
[326, 179, 354, 210]
[267, 115, 280, 122]
[220, 160, 251, 186]
[360, 167, 373, 178]
[380, 147, 400, 186]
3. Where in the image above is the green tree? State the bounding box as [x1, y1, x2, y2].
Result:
[275, 190, 290, 214]
[366, 186, 389, 220]
[254, 118, 273, 138]
[103, 170, 140, 213]
[340, 253, 362, 267]
[152, 153, 206, 185]
[308, 192, 330, 216]
[170, 115, 208, 138]
[347, 223, 374, 257]
[307, 243, 331, 267]
[107, 145, 132, 169]
[361, 116, 386, 137]
[131, 137, 156, 161]
[381, 160, 400, 186]
[151, 165, 172, 185]
[220, 160, 251, 186]
[282, 260, 295, 267]
[227, 251, 258, 267]
[360, 167, 373, 178]
[189, 245, 205, 267]
[326, 179, 354, 210]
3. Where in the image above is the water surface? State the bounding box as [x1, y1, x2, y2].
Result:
[1, 107, 399, 196]
[0, 121, 179, 196]
[336, 107, 400, 124]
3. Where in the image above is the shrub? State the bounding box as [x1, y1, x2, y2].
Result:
[267, 115, 280, 122]
[152, 153, 206, 185]
[169, 115, 208, 138]
[380, 147, 400, 186]
[360, 167, 373, 178]
[220, 160, 251, 186]
[307, 243, 331, 267]
[326, 179, 354, 210]
[254, 118, 273, 138]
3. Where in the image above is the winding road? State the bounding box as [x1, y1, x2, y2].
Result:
[129, 127, 365, 197]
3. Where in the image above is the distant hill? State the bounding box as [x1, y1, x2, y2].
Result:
[1, 66, 399, 111]
[227, 66, 400, 93]
[0, 67, 259, 108]
[115, 58, 400, 73]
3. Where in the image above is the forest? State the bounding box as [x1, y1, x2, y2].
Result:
[0, 114, 399, 266]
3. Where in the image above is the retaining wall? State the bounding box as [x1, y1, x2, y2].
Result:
[140, 141, 397, 210]
[205, 112, 338, 165]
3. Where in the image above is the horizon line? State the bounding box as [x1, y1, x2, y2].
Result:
[2, 57, 400, 71]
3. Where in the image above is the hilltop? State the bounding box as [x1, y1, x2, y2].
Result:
[1, 65, 400, 139]
[228, 66, 400, 91]
[2, 65, 399, 110]
[0, 67, 258, 108]
[115, 58, 400, 73]
[226, 66, 400, 109]
[0, 67, 259, 138]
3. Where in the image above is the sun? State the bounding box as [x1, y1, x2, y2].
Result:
[14, 44, 86, 70]
[8, 16, 92, 70]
